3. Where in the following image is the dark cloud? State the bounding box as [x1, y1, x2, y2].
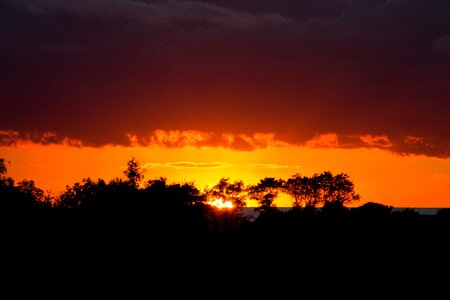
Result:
[1, 0, 449, 157]
[434, 36, 450, 51]
[0, 130, 83, 147]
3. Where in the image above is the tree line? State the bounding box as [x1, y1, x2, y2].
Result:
[1, 157, 449, 234]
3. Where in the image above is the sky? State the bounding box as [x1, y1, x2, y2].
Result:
[1, 0, 449, 207]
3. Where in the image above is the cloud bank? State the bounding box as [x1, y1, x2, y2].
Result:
[1, 0, 449, 157]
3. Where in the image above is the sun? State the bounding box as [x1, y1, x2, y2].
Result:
[208, 198, 233, 209]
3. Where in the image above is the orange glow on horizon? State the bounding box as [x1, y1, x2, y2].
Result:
[1, 142, 449, 208]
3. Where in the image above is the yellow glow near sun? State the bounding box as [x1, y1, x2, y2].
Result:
[208, 198, 233, 209]
[2, 143, 450, 208]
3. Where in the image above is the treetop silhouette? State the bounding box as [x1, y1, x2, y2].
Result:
[2, 156, 448, 235]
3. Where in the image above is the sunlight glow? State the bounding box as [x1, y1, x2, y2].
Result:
[208, 198, 233, 209]
[2, 143, 449, 208]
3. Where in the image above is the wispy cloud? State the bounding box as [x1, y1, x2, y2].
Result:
[248, 163, 301, 169]
[141, 163, 162, 169]
[164, 162, 233, 169]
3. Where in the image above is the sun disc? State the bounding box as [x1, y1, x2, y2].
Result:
[208, 198, 233, 209]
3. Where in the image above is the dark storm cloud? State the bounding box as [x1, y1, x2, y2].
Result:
[1, 0, 449, 157]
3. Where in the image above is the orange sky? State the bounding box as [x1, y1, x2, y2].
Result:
[2, 1, 449, 211]
[1, 142, 449, 208]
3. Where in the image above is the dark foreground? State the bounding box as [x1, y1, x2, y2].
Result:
[2, 210, 449, 297]
[3, 209, 450, 255]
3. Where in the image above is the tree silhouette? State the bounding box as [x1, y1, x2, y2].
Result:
[17, 179, 51, 209]
[248, 178, 287, 231]
[206, 178, 247, 209]
[0, 158, 52, 210]
[123, 157, 144, 188]
[145, 177, 168, 190]
[205, 178, 251, 231]
[3, 156, 447, 240]
[249, 177, 284, 212]
[0, 158, 13, 187]
[285, 173, 315, 208]
[0, 158, 8, 178]
[166, 181, 205, 208]
[284, 172, 360, 208]
[351, 202, 393, 219]
[320, 200, 349, 218]
[317, 172, 360, 206]
[57, 177, 108, 209]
